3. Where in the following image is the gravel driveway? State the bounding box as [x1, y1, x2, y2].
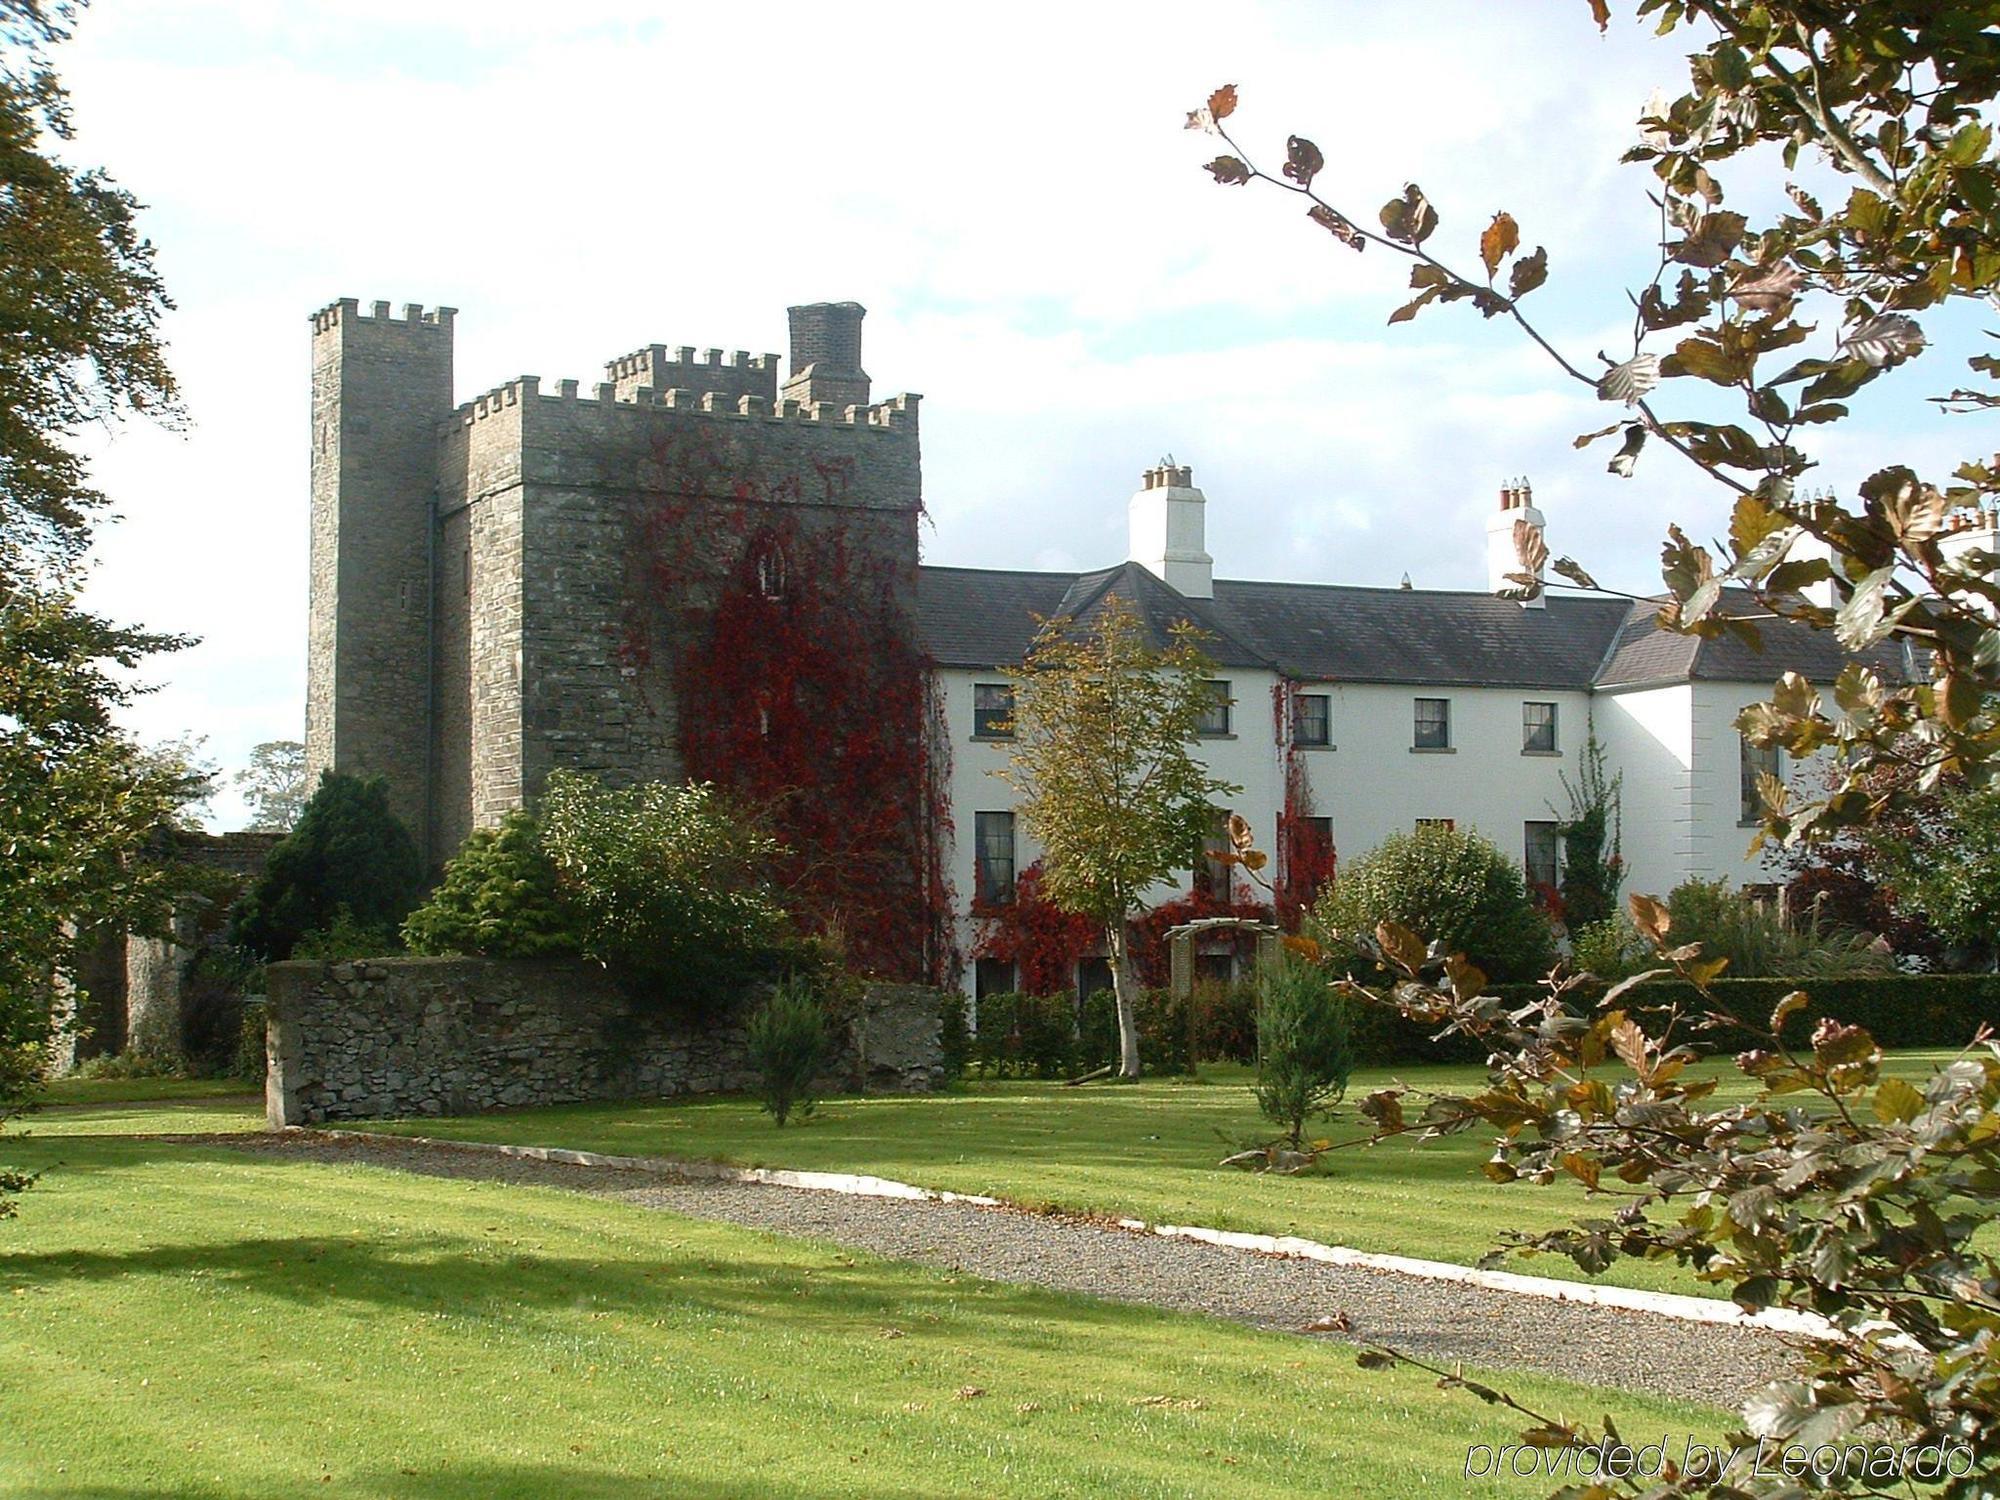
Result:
[227, 1130, 1795, 1408]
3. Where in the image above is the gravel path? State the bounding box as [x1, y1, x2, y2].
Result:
[226, 1130, 1795, 1407]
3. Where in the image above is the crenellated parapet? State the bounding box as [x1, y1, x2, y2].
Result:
[311, 297, 456, 338]
[604, 344, 779, 405]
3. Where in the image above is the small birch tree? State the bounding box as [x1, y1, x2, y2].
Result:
[994, 599, 1239, 1080]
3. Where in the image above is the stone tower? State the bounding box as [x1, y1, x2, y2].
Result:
[306, 300, 456, 845]
[308, 296, 922, 870]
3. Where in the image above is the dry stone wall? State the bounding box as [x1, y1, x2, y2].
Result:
[264, 957, 943, 1127]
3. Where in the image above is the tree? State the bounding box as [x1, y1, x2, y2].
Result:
[229, 772, 425, 961]
[233, 740, 306, 833]
[1316, 823, 1555, 984]
[1192, 2, 2000, 852]
[0, 0, 182, 1214]
[994, 598, 1239, 1080]
[138, 732, 217, 831]
[1865, 782, 2000, 967]
[535, 771, 787, 1007]
[1253, 956, 1354, 1150]
[1195, 7, 2000, 1491]
[744, 977, 831, 1127]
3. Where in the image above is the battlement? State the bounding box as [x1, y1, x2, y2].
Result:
[447, 376, 919, 434]
[605, 343, 779, 406]
[311, 297, 456, 337]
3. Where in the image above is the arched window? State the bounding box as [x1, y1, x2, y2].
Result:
[755, 544, 788, 600]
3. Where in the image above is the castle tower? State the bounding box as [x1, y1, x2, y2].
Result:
[306, 299, 454, 846]
[782, 301, 871, 408]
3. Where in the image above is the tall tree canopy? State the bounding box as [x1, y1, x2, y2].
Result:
[0, 0, 187, 1213]
[994, 599, 1238, 1079]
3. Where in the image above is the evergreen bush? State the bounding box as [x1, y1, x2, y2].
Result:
[402, 810, 582, 959]
[745, 978, 830, 1127]
[1254, 958, 1355, 1148]
[1316, 824, 1555, 983]
[230, 772, 424, 961]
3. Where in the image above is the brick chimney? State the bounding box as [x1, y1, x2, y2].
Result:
[782, 301, 870, 408]
[1485, 478, 1547, 609]
[1129, 459, 1213, 599]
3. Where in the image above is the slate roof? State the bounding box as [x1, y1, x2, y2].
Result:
[915, 566, 1916, 690]
[1593, 588, 1917, 690]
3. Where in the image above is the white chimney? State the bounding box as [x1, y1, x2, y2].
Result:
[1939, 505, 2000, 618]
[1129, 459, 1213, 599]
[1485, 478, 1546, 609]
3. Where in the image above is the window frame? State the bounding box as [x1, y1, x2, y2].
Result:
[1739, 733, 1782, 824]
[1522, 701, 1558, 754]
[1524, 819, 1561, 892]
[974, 810, 1017, 904]
[1413, 697, 1452, 751]
[972, 682, 1014, 740]
[1293, 692, 1332, 748]
[1195, 679, 1233, 738]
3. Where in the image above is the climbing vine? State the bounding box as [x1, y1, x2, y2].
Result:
[615, 423, 954, 983]
[1272, 683, 1336, 930]
[972, 863, 1272, 994]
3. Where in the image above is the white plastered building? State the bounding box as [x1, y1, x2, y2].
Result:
[917, 464, 1912, 1000]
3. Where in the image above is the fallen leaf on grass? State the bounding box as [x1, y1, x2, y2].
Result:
[1300, 1312, 1352, 1333]
[954, 1386, 987, 1401]
[1134, 1395, 1207, 1410]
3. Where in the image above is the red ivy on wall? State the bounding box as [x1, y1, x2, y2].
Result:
[972, 863, 1273, 994]
[618, 428, 954, 984]
[969, 863, 1098, 995]
[1272, 682, 1336, 929]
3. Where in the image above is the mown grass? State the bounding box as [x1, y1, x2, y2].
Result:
[0, 1128, 1728, 1499]
[355, 1051, 1962, 1298]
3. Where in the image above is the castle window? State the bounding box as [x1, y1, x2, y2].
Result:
[756, 546, 788, 599]
[1740, 734, 1782, 823]
[973, 683, 1014, 739]
[1293, 693, 1331, 747]
[1522, 701, 1558, 753]
[975, 811, 1016, 903]
[1196, 680, 1232, 737]
[1414, 698, 1451, 750]
[1524, 820, 1560, 893]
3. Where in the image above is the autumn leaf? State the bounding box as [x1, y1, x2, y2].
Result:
[1307, 203, 1365, 251]
[1728, 263, 1803, 313]
[1379, 184, 1438, 245]
[1284, 135, 1324, 188]
[1588, 0, 1610, 31]
[1479, 212, 1520, 277]
[1629, 892, 1671, 945]
[1597, 353, 1661, 405]
[1508, 245, 1548, 299]
[1186, 84, 1237, 133]
[1205, 156, 1252, 186]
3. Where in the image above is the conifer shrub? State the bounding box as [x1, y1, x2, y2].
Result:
[230, 772, 425, 961]
[402, 810, 582, 959]
[1254, 957, 1354, 1148]
[1316, 824, 1554, 983]
[745, 978, 830, 1127]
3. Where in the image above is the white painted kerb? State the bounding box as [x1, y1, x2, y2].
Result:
[314, 1127, 1830, 1341]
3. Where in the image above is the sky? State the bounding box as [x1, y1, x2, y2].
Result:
[55, 0, 1991, 828]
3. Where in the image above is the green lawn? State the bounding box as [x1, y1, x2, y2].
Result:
[37, 1076, 257, 1107]
[355, 1052, 1961, 1298]
[0, 1119, 1727, 1499]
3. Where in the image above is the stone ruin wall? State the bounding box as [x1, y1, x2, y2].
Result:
[265, 957, 944, 1126]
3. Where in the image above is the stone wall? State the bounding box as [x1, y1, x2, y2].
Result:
[264, 957, 944, 1127]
